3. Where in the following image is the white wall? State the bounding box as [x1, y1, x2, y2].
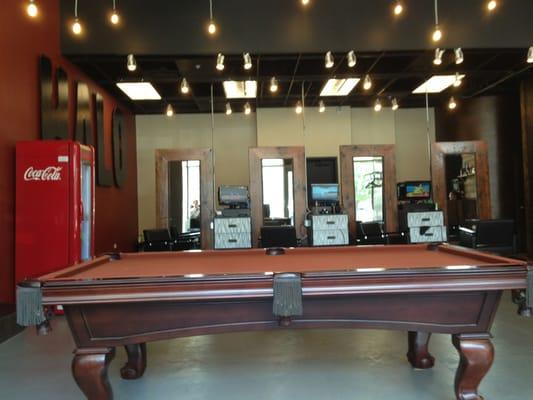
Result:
[136, 106, 435, 233]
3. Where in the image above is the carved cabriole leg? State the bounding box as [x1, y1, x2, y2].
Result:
[407, 331, 435, 369]
[72, 348, 115, 400]
[121, 343, 147, 380]
[452, 334, 494, 400]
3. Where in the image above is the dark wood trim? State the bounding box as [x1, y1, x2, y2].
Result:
[520, 79, 533, 258]
[431, 141, 491, 224]
[155, 148, 214, 249]
[249, 147, 307, 246]
[339, 145, 398, 237]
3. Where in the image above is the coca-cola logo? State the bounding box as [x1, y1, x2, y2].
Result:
[23, 166, 62, 181]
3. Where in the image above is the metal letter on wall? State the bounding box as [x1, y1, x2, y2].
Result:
[112, 108, 127, 187]
[73, 81, 93, 146]
[39, 55, 69, 140]
[93, 93, 113, 187]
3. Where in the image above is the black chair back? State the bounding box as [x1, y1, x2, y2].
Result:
[260, 226, 297, 248]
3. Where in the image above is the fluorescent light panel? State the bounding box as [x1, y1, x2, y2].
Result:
[320, 78, 360, 96]
[116, 82, 161, 100]
[412, 75, 466, 94]
[223, 80, 257, 99]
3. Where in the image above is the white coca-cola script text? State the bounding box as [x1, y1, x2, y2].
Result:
[23, 166, 62, 181]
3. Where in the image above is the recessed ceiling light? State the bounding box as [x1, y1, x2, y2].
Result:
[412, 74, 466, 94]
[223, 80, 257, 99]
[116, 82, 162, 100]
[320, 78, 360, 97]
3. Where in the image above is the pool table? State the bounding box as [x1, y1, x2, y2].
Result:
[17, 244, 532, 400]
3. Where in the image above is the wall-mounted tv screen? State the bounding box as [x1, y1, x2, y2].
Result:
[219, 186, 249, 206]
[398, 181, 431, 200]
[311, 184, 339, 202]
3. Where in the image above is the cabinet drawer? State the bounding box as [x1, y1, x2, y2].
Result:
[214, 218, 251, 234]
[312, 229, 349, 246]
[214, 233, 251, 249]
[311, 214, 348, 230]
[409, 226, 447, 243]
[407, 211, 444, 227]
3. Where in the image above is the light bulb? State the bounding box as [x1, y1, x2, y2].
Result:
[432, 25, 442, 42]
[27, 1, 38, 17]
[454, 48, 464, 65]
[126, 54, 137, 72]
[448, 97, 457, 110]
[453, 73, 462, 87]
[208, 20, 217, 35]
[295, 101, 303, 114]
[393, 1, 403, 16]
[433, 48, 444, 65]
[302, 0, 310, 5]
[487, 1, 497, 11]
[325, 51, 334, 69]
[347, 50, 357, 68]
[319, 100, 326, 113]
[110, 11, 119, 25]
[363, 75, 372, 90]
[270, 77, 279, 93]
[225, 103, 232, 115]
[180, 78, 190, 94]
[244, 102, 251, 115]
[528, 47, 533, 64]
[243, 53, 252, 70]
[216, 53, 225, 71]
[72, 19, 82, 35]
[374, 100, 382, 112]
[166, 104, 174, 117]
[391, 98, 399, 111]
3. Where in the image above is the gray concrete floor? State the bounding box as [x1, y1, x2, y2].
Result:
[1, 293, 533, 400]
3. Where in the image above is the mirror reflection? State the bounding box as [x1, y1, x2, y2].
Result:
[168, 160, 201, 236]
[262, 158, 294, 226]
[353, 156, 384, 223]
[445, 153, 478, 234]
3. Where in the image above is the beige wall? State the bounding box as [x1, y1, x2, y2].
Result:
[136, 106, 435, 233]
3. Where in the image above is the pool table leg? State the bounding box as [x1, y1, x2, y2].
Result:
[406, 331, 435, 369]
[452, 334, 494, 400]
[72, 347, 115, 400]
[121, 343, 147, 380]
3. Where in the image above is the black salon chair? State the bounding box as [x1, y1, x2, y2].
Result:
[356, 221, 387, 245]
[260, 226, 298, 248]
[143, 229, 173, 252]
[459, 219, 515, 256]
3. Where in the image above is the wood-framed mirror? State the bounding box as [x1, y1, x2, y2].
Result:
[340, 145, 398, 239]
[249, 146, 306, 247]
[431, 141, 491, 229]
[155, 148, 214, 249]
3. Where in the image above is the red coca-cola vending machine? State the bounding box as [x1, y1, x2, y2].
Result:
[16, 140, 95, 283]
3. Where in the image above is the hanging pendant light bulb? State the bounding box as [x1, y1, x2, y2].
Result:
[528, 46, 533, 64]
[432, 0, 442, 42]
[216, 53, 225, 71]
[453, 72, 463, 87]
[325, 51, 334, 69]
[433, 48, 445, 65]
[243, 53, 252, 70]
[27, 0, 38, 17]
[347, 51, 357, 68]
[391, 98, 399, 111]
[180, 78, 190, 94]
[302, 0, 310, 6]
[363, 75, 372, 90]
[448, 96, 457, 110]
[126, 54, 137, 71]
[270, 77, 279, 93]
[110, 0, 120, 25]
[374, 99, 382, 112]
[225, 102, 232, 115]
[454, 48, 464, 65]
[487, 1, 497, 12]
[166, 104, 174, 117]
[244, 102, 251, 115]
[295, 101, 303, 114]
[393, 1, 404, 16]
[318, 100, 326, 113]
[207, 0, 217, 35]
[72, 0, 82, 35]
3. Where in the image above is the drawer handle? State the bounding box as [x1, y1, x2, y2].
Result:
[327, 236, 336, 240]
[421, 217, 430, 221]
[424, 233, 434, 236]
[326, 221, 335, 225]
[228, 224, 237, 228]
[228, 239, 237, 243]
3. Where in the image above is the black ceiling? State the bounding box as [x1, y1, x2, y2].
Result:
[69, 49, 533, 114]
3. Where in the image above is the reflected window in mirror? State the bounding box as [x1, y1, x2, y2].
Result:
[353, 156, 384, 223]
[261, 158, 294, 226]
[168, 160, 201, 235]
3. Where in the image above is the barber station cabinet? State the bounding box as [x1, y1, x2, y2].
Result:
[407, 211, 447, 243]
[214, 217, 252, 249]
[308, 214, 349, 247]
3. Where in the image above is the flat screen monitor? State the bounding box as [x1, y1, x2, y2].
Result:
[311, 184, 339, 203]
[219, 185, 249, 206]
[398, 181, 431, 200]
